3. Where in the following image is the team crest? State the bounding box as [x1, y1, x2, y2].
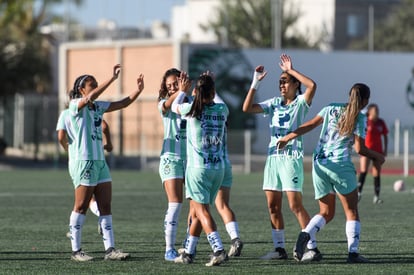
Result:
[164, 164, 171, 175]
[82, 170, 91, 180]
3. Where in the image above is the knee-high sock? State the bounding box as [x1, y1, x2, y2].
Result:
[374, 176, 380, 196]
[207, 231, 224, 253]
[358, 172, 367, 192]
[346, 220, 360, 253]
[69, 211, 86, 252]
[271, 229, 285, 249]
[164, 202, 182, 251]
[225, 221, 240, 240]
[305, 214, 326, 249]
[184, 235, 199, 255]
[99, 215, 115, 250]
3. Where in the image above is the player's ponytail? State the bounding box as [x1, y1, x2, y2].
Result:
[187, 75, 215, 118]
[338, 83, 370, 136]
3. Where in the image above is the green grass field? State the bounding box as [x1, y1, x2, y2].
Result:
[0, 169, 414, 274]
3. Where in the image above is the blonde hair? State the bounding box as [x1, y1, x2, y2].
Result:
[338, 83, 370, 136]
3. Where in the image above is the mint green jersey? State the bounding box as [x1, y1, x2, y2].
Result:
[313, 103, 366, 164]
[178, 102, 229, 169]
[158, 99, 187, 159]
[66, 99, 110, 160]
[56, 109, 75, 159]
[259, 94, 309, 157]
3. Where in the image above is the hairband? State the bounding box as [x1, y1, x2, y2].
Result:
[77, 75, 90, 90]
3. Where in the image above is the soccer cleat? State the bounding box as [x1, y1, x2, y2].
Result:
[104, 247, 130, 261]
[71, 250, 93, 262]
[293, 232, 310, 261]
[260, 247, 288, 260]
[205, 250, 228, 266]
[174, 252, 194, 264]
[164, 249, 179, 261]
[228, 238, 244, 257]
[373, 196, 383, 204]
[347, 252, 369, 263]
[301, 248, 323, 262]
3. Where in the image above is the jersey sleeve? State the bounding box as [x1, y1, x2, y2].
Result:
[258, 98, 273, 115]
[96, 101, 110, 114]
[56, 110, 67, 131]
[354, 113, 366, 138]
[158, 99, 166, 115]
[177, 102, 192, 116]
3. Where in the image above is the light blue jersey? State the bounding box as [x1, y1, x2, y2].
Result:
[178, 102, 229, 169]
[313, 103, 366, 164]
[66, 99, 110, 160]
[259, 94, 309, 158]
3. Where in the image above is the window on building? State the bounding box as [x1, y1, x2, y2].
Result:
[347, 14, 363, 37]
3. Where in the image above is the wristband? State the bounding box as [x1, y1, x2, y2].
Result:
[250, 71, 261, 90]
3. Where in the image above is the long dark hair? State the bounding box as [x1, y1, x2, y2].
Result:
[280, 72, 302, 94]
[68, 74, 96, 99]
[158, 68, 181, 101]
[338, 83, 370, 136]
[187, 75, 215, 118]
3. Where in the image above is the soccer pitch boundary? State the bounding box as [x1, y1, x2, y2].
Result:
[0, 169, 414, 274]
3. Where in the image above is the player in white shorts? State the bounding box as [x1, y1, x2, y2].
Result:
[58, 64, 144, 261]
[242, 54, 317, 260]
[157, 68, 192, 261]
[57, 92, 113, 237]
[277, 83, 385, 263]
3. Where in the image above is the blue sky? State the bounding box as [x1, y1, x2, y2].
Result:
[49, 0, 186, 28]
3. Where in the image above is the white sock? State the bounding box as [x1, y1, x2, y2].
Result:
[99, 215, 115, 251]
[89, 200, 100, 216]
[164, 202, 182, 251]
[271, 229, 285, 249]
[305, 214, 326, 249]
[207, 231, 224, 253]
[346, 220, 360, 253]
[225, 221, 240, 240]
[185, 235, 199, 255]
[69, 211, 86, 252]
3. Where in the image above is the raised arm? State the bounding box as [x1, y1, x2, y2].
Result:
[279, 54, 316, 105]
[162, 72, 192, 113]
[78, 64, 121, 110]
[277, 115, 324, 149]
[106, 74, 144, 112]
[242, 65, 267, 113]
[171, 72, 192, 114]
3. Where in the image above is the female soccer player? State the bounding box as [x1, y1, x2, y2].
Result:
[57, 90, 113, 237]
[357, 104, 388, 204]
[172, 73, 229, 266]
[242, 54, 317, 260]
[277, 83, 385, 263]
[157, 68, 192, 261]
[59, 64, 144, 261]
[179, 91, 244, 259]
